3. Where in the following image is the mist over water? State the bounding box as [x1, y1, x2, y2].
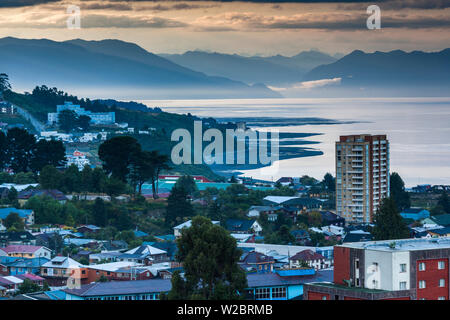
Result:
[140, 97, 450, 187]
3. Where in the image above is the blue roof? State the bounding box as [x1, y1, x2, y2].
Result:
[154, 234, 176, 241]
[225, 219, 256, 232]
[0, 207, 33, 219]
[134, 230, 149, 238]
[45, 290, 66, 300]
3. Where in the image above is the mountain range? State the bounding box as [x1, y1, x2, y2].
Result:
[0, 37, 280, 99]
[0, 37, 449, 99]
[160, 50, 337, 86]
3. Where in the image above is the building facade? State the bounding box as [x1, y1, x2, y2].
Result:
[48, 101, 115, 125]
[336, 134, 390, 224]
[304, 237, 450, 300]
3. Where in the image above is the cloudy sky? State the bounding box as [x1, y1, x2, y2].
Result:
[0, 0, 449, 55]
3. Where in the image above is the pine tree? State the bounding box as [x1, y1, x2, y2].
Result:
[372, 197, 410, 240]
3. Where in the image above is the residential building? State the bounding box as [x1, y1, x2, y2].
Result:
[289, 250, 330, 270]
[225, 219, 262, 235]
[304, 237, 450, 300]
[173, 220, 220, 238]
[47, 101, 115, 125]
[66, 150, 90, 170]
[17, 189, 67, 205]
[239, 251, 275, 273]
[0, 231, 36, 246]
[41, 256, 88, 288]
[0, 207, 34, 226]
[336, 134, 390, 224]
[63, 270, 333, 300]
[0, 245, 51, 259]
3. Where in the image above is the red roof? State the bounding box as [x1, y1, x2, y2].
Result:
[289, 249, 326, 261]
[1, 245, 43, 253]
[16, 273, 45, 281]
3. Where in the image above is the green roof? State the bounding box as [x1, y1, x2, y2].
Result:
[431, 214, 450, 226]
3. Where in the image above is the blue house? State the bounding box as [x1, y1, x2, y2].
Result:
[0, 256, 49, 275]
[400, 208, 430, 221]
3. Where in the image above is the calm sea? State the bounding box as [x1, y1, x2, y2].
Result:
[140, 97, 450, 187]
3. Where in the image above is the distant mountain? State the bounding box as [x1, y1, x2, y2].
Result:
[160, 50, 337, 86]
[303, 49, 450, 95]
[0, 37, 280, 99]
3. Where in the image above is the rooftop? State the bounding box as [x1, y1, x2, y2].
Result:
[341, 236, 450, 252]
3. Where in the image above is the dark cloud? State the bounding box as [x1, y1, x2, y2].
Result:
[0, 0, 59, 8]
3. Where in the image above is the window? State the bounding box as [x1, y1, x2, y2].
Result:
[439, 279, 445, 287]
[438, 261, 445, 270]
[255, 288, 270, 299]
[438, 297, 445, 300]
[322, 296, 327, 300]
[419, 280, 426, 289]
[419, 262, 426, 271]
[400, 264, 407, 273]
[271, 287, 286, 299]
[399, 282, 407, 290]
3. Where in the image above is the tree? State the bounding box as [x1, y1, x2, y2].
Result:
[372, 197, 410, 241]
[31, 139, 66, 173]
[165, 185, 194, 226]
[92, 198, 108, 227]
[174, 175, 197, 196]
[79, 165, 93, 193]
[58, 109, 78, 132]
[18, 279, 41, 294]
[6, 128, 36, 173]
[0, 73, 11, 97]
[77, 115, 91, 131]
[148, 151, 170, 199]
[103, 177, 126, 198]
[129, 150, 155, 196]
[98, 136, 141, 182]
[4, 212, 25, 231]
[7, 186, 18, 204]
[169, 216, 247, 300]
[390, 172, 411, 211]
[60, 164, 81, 193]
[322, 173, 336, 192]
[39, 165, 62, 189]
[436, 192, 450, 214]
[0, 131, 7, 170]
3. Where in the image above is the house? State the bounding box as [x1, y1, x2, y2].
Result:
[427, 226, 450, 237]
[134, 229, 148, 238]
[18, 189, 67, 205]
[0, 231, 36, 246]
[77, 225, 101, 235]
[247, 206, 282, 218]
[15, 273, 45, 287]
[400, 208, 431, 221]
[0, 245, 51, 259]
[290, 230, 310, 243]
[173, 220, 220, 238]
[231, 233, 256, 243]
[263, 196, 323, 213]
[239, 251, 274, 273]
[289, 250, 330, 270]
[41, 256, 88, 288]
[429, 214, 450, 227]
[320, 211, 345, 227]
[0, 187, 9, 200]
[99, 240, 128, 252]
[0, 207, 35, 226]
[120, 245, 168, 264]
[0, 256, 49, 276]
[225, 219, 262, 235]
[85, 261, 148, 283]
[343, 230, 373, 243]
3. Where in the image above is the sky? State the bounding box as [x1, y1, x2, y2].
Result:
[0, 0, 449, 56]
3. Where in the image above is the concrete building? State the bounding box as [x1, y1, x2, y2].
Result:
[304, 237, 450, 300]
[336, 134, 390, 224]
